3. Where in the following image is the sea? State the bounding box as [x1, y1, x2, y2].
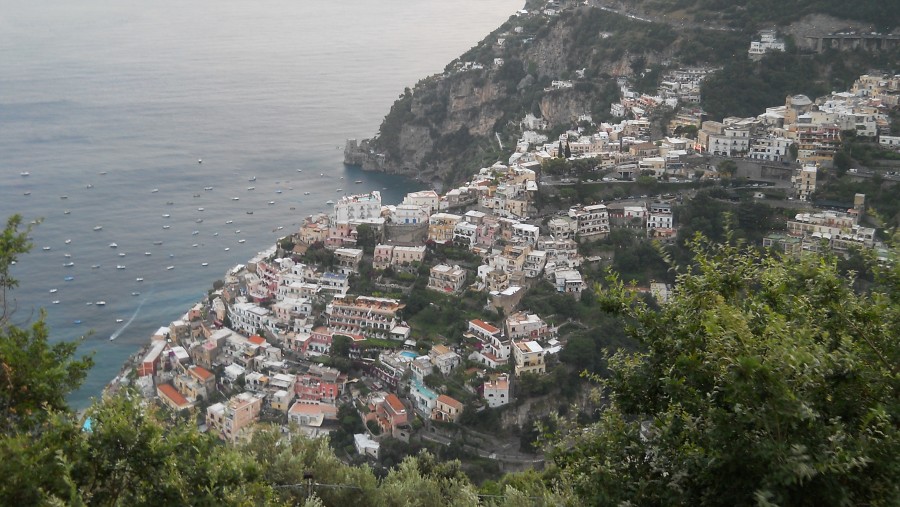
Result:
[0, 0, 522, 408]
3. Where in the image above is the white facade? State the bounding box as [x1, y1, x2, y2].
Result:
[403, 190, 440, 213]
[390, 204, 429, 225]
[749, 136, 794, 162]
[333, 191, 382, 223]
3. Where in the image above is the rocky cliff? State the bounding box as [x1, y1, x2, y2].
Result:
[346, 1, 898, 186]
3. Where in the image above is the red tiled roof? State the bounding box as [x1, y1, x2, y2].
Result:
[385, 393, 405, 413]
[158, 383, 189, 408]
[471, 319, 500, 334]
[248, 335, 266, 345]
[190, 365, 213, 381]
[437, 394, 463, 409]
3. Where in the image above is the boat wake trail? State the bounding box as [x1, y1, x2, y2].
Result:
[109, 289, 154, 341]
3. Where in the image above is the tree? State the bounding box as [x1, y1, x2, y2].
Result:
[549, 235, 900, 506]
[557, 141, 564, 158]
[564, 141, 572, 159]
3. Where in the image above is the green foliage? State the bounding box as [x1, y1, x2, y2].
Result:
[550, 236, 900, 505]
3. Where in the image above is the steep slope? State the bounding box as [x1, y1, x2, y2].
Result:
[347, 1, 899, 186]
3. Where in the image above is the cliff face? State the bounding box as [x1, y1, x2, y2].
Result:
[346, 1, 897, 186]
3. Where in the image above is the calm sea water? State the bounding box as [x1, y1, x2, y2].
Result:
[0, 0, 521, 407]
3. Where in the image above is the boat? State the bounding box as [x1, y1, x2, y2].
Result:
[277, 226, 284, 230]
[249, 176, 256, 182]
[235, 229, 241, 233]
[162, 214, 170, 218]
[204, 186, 213, 191]
[109, 242, 117, 248]
[193, 193, 200, 197]
[192, 230, 200, 235]
[268, 201, 275, 205]
[52, 300, 60, 304]
[63, 262, 75, 267]
[213, 232, 219, 236]
[132, 292, 140, 296]
[224, 247, 230, 251]
[99, 171, 107, 175]
[238, 239, 246, 243]
[116, 265, 126, 270]
[297, 169, 302, 172]
[192, 244, 199, 247]
[276, 189, 283, 194]
[304, 191, 311, 195]
[153, 241, 163, 245]
[60, 195, 68, 199]
[162, 225, 171, 229]
[226, 220, 233, 224]
[325, 200, 334, 205]
[166, 266, 174, 270]
[197, 207, 204, 211]
[336, 188, 343, 192]
[73, 320, 81, 325]
[246, 211, 253, 215]
[64, 253, 72, 258]
[151, 188, 158, 193]
[198, 159, 202, 164]
[247, 186, 255, 190]
[166, 201, 174, 205]
[85, 184, 93, 189]
[355, 180, 363, 184]
[93, 226, 102, 231]
[201, 262, 208, 267]
[135, 277, 144, 282]
[64, 210, 71, 215]
[118, 253, 126, 257]
[196, 219, 203, 223]
[144, 252, 151, 256]
[64, 239, 72, 244]
[20, 171, 29, 176]
[91, 265, 100, 269]
[116, 318, 124, 323]
[232, 197, 240, 201]
[96, 301, 106, 306]
[49, 289, 58, 293]
[23, 191, 31, 196]
[42, 246, 51, 251]
[64, 276, 74, 281]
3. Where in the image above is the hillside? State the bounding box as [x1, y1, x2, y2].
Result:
[346, 0, 900, 187]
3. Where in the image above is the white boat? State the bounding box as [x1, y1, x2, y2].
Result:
[355, 180, 363, 184]
[238, 239, 246, 243]
[325, 200, 334, 205]
[166, 265, 174, 270]
[85, 184, 93, 189]
[99, 171, 107, 175]
[144, 252, 151, 256]
[196, 219, 203, 223]
[131, 292, 140, 296]
[226, 220, 233, 224]
[268, 201, 275, 205]
[42, 246, 51, 251]
[20, 171, 29, 176]
[116, 265, 126, 270]
[162, 214, 170, 218]
[246, 211, 253, 215]
[60, 195, 68, 199]
[276, 190, 282, 194]
[135, 277, 144, 282]
[213, 232, 219, 236]
[162, 225, 171, 229]
[197, 207, 204, 211]
[249, 176, 256, 182]
[234, 229, 241, 234]
[153, 241, 163, 245]
[198, 159, 202, 164]
[201, 262, 208, 267]
[23, 191, 31, 196]
[151, 188, 159, 193]
[96, 301, 106, 306]
[277, 226, 284, 230]
[118, 253, 126, 257]
[65, 239, 72, 244]
[64, 253, 72, 258]
[86, 302, 93, 306]
[304, 191, 311, 195]
[52, 300, 60, 304]
[93, 226, 102, 231]
[204, 186, 213, 191]
[224, 247, 230, 251]
[49, 288, 58, 293]
[91, 265, 100, 269]
[247, 186, 255, 190]
[109, 242, 117, 248]
[192, 230, 199, 235]
[64, 210, 71, 215]
[192, 244, 199, 247]
[166, 201, 174, 205]
[116, 318, 124, 323]
[232, 197, 240, 201]
[63, 262, 74, 267]
[297, 169, 302, 172]
[336, 188, 343, 192]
